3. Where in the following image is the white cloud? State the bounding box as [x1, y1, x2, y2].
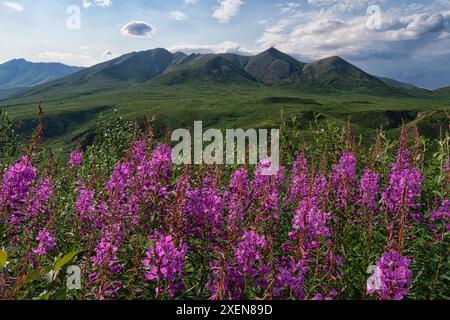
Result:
[121, 20, 155, 38]
[169, 10, 187, 21]
[184, 0, 197, 4]
[168, 41, 255, 55]
[2, 1, 23, 12]
[279, 2, 300, 14]
[439, 31, 450, 39]
[103, 50, 113, 58]
[212, 0, 244, 23]
[385, 13, 447, 41]
[37, 51, 92, 66]
[257, 10, 450, 60]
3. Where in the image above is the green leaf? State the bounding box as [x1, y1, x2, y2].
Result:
[0, 249, 7, 268]
[54, 251, 79, 272]
[34, 291, 54, 300]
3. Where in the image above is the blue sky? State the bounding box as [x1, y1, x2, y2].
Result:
[1, 0, 450, 89]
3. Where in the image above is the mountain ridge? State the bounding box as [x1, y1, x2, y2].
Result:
[0, 59, 83, 99]
[5, 47, 436, 100]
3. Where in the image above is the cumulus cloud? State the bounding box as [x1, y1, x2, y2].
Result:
[258, 11, 450, 60]
[255, 5, 450, 88]
[168, 41, 255, 55]
[439, 31, 450, 39]
[103, 50, 113, 58]
[121, 21, 155, 38]
[2, 1, 23, 12]
[212, 0, 244, 23]
[169, 10, 187, 21]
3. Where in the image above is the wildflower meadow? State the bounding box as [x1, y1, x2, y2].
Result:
[0, 109, 448, 301]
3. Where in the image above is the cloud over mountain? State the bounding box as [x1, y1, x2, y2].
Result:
[121, 21, 155, 38]
[168, 41, 255, 55]
[2, 1, 23, 12]
[212, 0, 244, 23]
[170, 11, 187, 21]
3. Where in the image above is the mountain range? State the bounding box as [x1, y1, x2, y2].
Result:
[0, 59, 83, 99]
[1, 47, 448, 152]
[4, 47, 440, 101]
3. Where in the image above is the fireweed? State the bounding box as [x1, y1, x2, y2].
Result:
[142, 232, 187, 298]
[0, 127, 448, 301]
[69, 150, 83, 167]
[368, 251, 413, 300]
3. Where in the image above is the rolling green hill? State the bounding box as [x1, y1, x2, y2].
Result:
[0, 47, 448, 154]
[435, 86, 450, 94]
[11, 48, 176, 100]
[155, 53, 256, 84]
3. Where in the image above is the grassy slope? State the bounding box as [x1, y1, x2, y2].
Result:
[1, 81, 449, 154]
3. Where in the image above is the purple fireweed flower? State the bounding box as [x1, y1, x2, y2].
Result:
[313, 173, 329, 205]
[358, 169, 380, 214]
[291, 197, 331, 249]
[106, 162, 134, 196]
[331, 152, 357, 209]
[288, 154, 309, 205]
[224, 168, 249, 234]
[430, 199, 450, 241]
[368, 251, 413, 300]
[68, 151, 83, 167]
[134, 144, 172, 201]
[26, 177, 53, 222]
[274, 257, 308, 300]
[208, 258, 244, 300]
[33, 229, 56, 256]
[90, 223, 123, 284]
[104, 162, 137, 222]
[75, 182, 95, 223]
[148, 143, 173, 181]
[312, 289, 338, 300]
[184, 176, 223, 240]
[251, 160, 285, 214]
[234, 230, 270, 289]
[381, 168, 422, 217]
[0, 156, 36, 211]
[142, 233, 187, 298]
[381, 145, 422, 218]
[391, 144, 411, 173]
[133, 140, 147, 163]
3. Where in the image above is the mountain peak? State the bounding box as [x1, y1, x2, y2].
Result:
[266, 47, 281, 53]
[0, 59, 83, 98]
[319, 56, 347, 64]
[3, 58, 28, 65]
[261, 47, 288, 58]
[244, 47, 305, 84]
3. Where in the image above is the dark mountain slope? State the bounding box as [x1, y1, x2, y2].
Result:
[0, 59, 82, 99]
[155, 53, 255, 84]
[244, 47, 305, 85]
[301, 56, 399, 93]
[435, 86, 450, 93]
[12, 49, 175, 98]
